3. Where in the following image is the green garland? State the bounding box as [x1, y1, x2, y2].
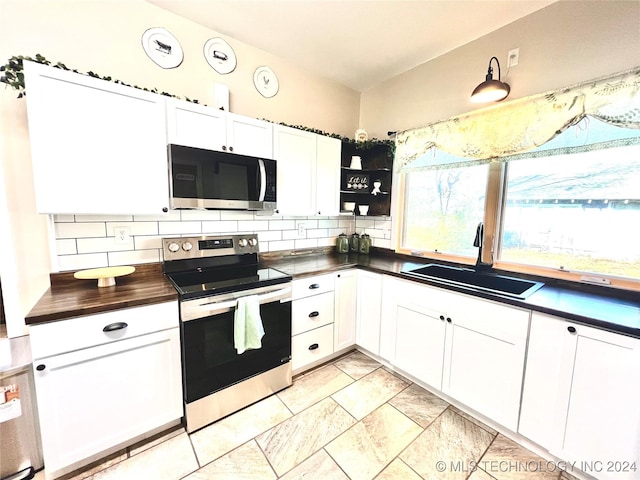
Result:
[1, 54, 394, 151]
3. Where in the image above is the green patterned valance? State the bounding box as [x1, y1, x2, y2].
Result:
[396, 67, 640, 171]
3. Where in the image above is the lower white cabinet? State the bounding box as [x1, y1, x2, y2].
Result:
[30, 302, 182, 479]
[520, 313, 640, 480]
[355, 271, 382, 355]
[334, 270, 357, 352]
[291, 324, 334, 372]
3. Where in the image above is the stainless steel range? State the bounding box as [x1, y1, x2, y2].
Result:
[162, 234, 292, 433]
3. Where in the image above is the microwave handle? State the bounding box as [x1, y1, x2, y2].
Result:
[258, 159, 267, 201]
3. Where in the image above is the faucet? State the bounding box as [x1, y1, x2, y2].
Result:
[473, 222, 492, 271]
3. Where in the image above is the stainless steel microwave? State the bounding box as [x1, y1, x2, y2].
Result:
[168, 144, 277, 211]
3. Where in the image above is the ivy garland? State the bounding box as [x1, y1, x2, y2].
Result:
[1, 54, 394, 152]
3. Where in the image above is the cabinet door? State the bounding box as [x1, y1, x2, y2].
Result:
[443, 296, 529, 431]
[334, 270, 357, 351]
[24, 61, 169, 215]
[552, 323, 640, 479]
[166, 98, 227, 151]
[33, 328, 182, 477]
[273, 125, 316, 215]
[315, 135, 341, 216]
[227, 113, 273, 159]
[291, 323, 334, 372]
[394, 302, 446, 388]
[356, 271, 382, 355]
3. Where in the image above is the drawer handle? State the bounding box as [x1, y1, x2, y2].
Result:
[309, 311, 320, 318]
[567, 326, 577, 334]
[308, 343, 319, 351]
[309, 284, 320, 289]
[103, 322, 128, 332]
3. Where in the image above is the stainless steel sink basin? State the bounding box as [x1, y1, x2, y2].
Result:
[403, 264, 544, 299]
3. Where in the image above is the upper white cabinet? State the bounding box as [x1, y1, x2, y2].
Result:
[334, 269, 357, 351]
[24, 62, 169, 215]
[273, 125, 341, 216]
[520, 313, 640, 480]
[355, 270, 382, 355]
[166, 99, 273, 159]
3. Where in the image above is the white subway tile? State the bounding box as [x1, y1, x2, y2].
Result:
[75, 215, 134, 222]
[77, 237, 132, 254]
[282, 230, 304, 240]
[355, 219, 376, 228]
[295, 238, 318, 249]
[56, 239, 77, 255]
[307, 229, 329, 239]
[220, 211, 255, 220]
[317, 237, 336, 247]
[338, 218, 356, 229]
[55, 222, 106, 239]
[106, 222, 158, 236]
[329, 228, 345, 237]
[255, 231, 281, 242]
[134, 235, 164, 250]
[180, 210, 221, 221]
[108, 249, 160, 266]
[268, 220, 295, 230]
[238, 220, 270, 231]
[318, 219, 339, 228]
[158, 221, 202, 235]
[365, 229, 386, 239]
[53, 214, 75, 222]
[297, 219, 318, 229]
[374, 219, 393, 230]
[134, 211, 181, 221]
[268, 240, 295, 252]
[372, 238, 393, 249]
[57, 253, 108, 272]
[202, 220, 239, 233]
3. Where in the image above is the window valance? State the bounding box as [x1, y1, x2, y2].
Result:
[396, 67, 640, 171]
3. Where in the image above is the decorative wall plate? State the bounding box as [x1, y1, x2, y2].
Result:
[141, 27, 183, 69]
[203, 38, 237, 75]
[253, 66, 279, 98]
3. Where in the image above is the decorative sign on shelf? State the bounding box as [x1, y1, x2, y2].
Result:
[346, 174, 369, 191]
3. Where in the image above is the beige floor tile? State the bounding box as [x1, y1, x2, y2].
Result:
[326, 404, 423, 480]
[469, 468, 499, 480]
[374, 459, 423, 480]
[332, 368, 409, 420]
[87, 433, 198, 479]
[256, 397, 356, 476]
[560, 471, 578, 480]
[190, 394, 292, 466]
[449, 405, 498, 436]
[64, 451, 127, 480]
[278, 364, 354, 414]
[279, 449, 349, 480]
[333, 350, 381, 379]
[128, 424, 184, 456]
[184, 440, 276, 480]
[479, 434, 558, 480]
[400, 408, 495, 480]
[389, 383, 449, 428]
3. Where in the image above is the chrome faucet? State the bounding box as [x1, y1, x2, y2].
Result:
[473, 222, 492, 271]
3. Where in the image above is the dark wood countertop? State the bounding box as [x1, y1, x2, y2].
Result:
[26, 263, 177, 325]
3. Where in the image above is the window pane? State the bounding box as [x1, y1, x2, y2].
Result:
[403, 164, 488, 256]
[501, 145, 640, 279]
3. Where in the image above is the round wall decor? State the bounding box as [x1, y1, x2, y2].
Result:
[253, 66, 279, 98]
[203, 38, 237, 75]
[141, 27, 183, 69]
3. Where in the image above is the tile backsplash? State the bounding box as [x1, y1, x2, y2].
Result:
[53, 211, 392, 271]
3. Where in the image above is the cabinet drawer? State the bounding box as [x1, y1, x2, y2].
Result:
[292, 292, 335, 335]
[291, 324, 334, 371]
[30, 301, 178, 359]
[292, 274, 334, 300]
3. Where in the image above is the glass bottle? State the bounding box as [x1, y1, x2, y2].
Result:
[349, 233, 360, 252]
[359, 233, 371, 254]
[336, 233, 349, 254]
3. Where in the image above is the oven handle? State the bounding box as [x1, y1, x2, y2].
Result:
[181, 285, 292, 322]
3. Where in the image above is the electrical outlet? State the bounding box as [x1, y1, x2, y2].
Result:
[298, 223, 306, 236]
[508, 48, 520, 67]
[114, 226, 130, 244]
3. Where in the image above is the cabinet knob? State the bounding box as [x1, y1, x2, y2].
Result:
[309, 311, 320, 318]
[308, 343, 319, 351]
[446, 317, 452, 323]
[275, 209, 280, 214]
[222, 145, 227, 151]
[36, 364, 46, 371]
[318, 211, 321, 215]
[229, 146, 234, 152]
[309, 283, 320, 290]
[103, 322, 128, 332]
[439, 315, 445, 321]
[567, 326, 577, 334]
[337, 274, 341, 278]
[162, 207, 168, 213]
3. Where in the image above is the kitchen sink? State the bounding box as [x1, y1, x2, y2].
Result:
[403, 264, 544, 299]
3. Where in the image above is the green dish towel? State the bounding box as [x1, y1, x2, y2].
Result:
[234, 295, 265, 354]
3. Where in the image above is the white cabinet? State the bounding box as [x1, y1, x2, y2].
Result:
[166, 99, 273, 159]
[520, 313, 640, 480]
[334, 269, 357, 351]
[24, 61, 169, 215]
[273, 125, 341, 216]
[30, 302, 182, 479]
[290, 274, 335, 372]
[355, 270, 382, 355]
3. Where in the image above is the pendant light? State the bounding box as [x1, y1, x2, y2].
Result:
[470, 56, 510, 103]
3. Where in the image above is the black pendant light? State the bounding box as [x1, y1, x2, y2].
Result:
[470, 56, 510, 103]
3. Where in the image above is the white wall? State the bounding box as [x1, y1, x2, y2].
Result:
[360, 1, 640, 138]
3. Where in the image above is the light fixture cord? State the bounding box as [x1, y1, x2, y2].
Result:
[489, 56, 501, 80]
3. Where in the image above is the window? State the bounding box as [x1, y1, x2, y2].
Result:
[402, 163, 488, 257]
[500, 144, 640, 278]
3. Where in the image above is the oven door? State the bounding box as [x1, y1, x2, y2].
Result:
[169, 144, 276, 210]
[180, 284, 292, 404]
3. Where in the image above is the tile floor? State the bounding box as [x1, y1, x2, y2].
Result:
[41, 350, 581, 480]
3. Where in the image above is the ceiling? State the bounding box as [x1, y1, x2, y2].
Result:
[147, 0, 557, 92]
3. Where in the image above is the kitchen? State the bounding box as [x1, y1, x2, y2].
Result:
[1, 1, 639, 479]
